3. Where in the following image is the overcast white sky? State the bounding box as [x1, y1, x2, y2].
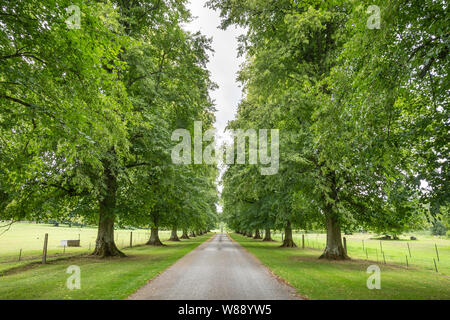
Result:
[184, 0, 245, 142]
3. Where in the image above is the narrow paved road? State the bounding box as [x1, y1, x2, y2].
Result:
[128, 233, 300, 300]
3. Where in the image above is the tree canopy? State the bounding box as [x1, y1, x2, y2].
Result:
[1, 0, 219, 256]
[211, 0, 448, 259]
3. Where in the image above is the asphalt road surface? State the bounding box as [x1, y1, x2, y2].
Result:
[128, 233, 300, 300]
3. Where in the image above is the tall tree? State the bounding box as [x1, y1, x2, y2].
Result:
[212, 0, 443, 259]
[1, 0, 219, 257]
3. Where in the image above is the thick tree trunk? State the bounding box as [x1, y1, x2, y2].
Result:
[147, 227, 164, 246]
[169, 226, 180, 241]
[246, 231, 253, 237]
[253, 229, 262, 239]
[320, 171, 349, 260]
[190, 231, 196, 237]
[281, 221, 297, 247]
[263, 228, 273, 241]
[319, 214, 349, 260]
[147, 213, 164, 246]
[92, 211, 124, 257]
[92, 156, 124, 257]
[180, 229, 190, 239]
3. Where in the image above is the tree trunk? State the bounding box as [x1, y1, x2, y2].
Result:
[169, 226, 180, 241]
[263, 228, 273, 241]
[319, 171, 349, 260]
[281, 221, 297, 247]
[147, 227, 164, 246]
[92, 212, 124, 257]
[319, 214, 349, 260]
[190, 231, 196, 237]
[147, 212, 164, 246]
[180, 229, 190, 239]
[92, 156, 124, 257]
[246, 231, 253, 237]
[253, 229, 262, 239]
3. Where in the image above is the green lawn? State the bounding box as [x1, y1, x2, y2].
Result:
[0, 233, 212, 300]
[270, 231, 450, 275]
[0, 222, 176, 272]
[231, 233, 450, 300]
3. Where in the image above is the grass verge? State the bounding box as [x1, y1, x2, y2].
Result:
[270, 231, 450, 275]
[0, 233, 212, 300]
[231, 233, 450, 300]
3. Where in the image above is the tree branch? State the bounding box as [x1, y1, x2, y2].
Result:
[125, 162, 152, 169]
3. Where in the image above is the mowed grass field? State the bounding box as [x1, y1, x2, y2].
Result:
[231, 233, 450, 300]
[0, 227, 212, 300]
[0, 223, 176, 272]
[269, 231, 450, 275]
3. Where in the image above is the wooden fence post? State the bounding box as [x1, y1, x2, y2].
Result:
[18, 249, 22, 261]
[435, 244, 440, 262]
[433, 258, 438, 273]
[407, 243, 411, 258]
[302, 234, 305, 249]
[130, 232, 133, 248]
[42, 233, 48, 264]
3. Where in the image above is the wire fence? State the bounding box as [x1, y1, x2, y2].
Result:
[267, 231, 449, 276]
[0, 227, 174, 271]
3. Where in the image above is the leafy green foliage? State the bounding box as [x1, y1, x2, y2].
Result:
[1, 0, 219, 255]
[213, 0, 447, 258]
